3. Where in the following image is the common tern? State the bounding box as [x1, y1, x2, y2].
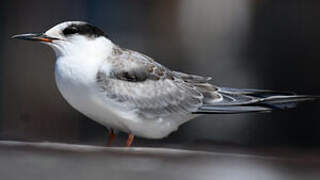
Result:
[12, 21, 319, 147]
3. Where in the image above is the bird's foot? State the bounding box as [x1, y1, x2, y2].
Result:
[126, 134, 134, 147]
[108, 129, 115, 146]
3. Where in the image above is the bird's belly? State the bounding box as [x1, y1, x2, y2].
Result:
[54, 71, 129, 132]
[54, 75, 177, 138]
[54, 65, 196, 139]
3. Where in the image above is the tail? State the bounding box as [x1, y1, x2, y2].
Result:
[194, 87, 319, 114]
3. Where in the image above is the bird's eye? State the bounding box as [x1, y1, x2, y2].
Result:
[63, 26, 79, 35]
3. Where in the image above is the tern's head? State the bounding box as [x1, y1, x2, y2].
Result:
[12, 21, 112, 57]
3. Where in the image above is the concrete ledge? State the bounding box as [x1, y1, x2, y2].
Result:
[0, 141, 319, 180]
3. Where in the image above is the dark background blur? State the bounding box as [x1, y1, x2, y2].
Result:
[1, 0, 320, 148]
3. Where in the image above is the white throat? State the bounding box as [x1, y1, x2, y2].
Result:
[52, 36, 114, 109]
[49, 36, 114, 59]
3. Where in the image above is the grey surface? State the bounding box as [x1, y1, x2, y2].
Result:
[0, 141, 319, 180]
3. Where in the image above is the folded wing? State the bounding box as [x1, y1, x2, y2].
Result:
[98, 47, 319, 117]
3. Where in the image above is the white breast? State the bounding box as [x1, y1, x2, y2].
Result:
[52, 36, 133, 132]
[54, 54, 135, 132]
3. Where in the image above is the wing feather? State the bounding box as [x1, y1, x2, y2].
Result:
[97, 78, 203, 119]
[96, 48, 205, 119]
[97, 47, 311, 118]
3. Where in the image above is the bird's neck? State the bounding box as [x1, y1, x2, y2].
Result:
[54, 37, 114, 84]
[51, 36, 114, 60]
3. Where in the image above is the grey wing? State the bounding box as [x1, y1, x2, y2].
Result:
[172, 71, 212, 83]
[96, 48, 204, 119]
[97, 47, 305, 117]
[97, 78, 204, 119]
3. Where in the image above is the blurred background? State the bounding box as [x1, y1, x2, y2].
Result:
[1, 0, 320, 149]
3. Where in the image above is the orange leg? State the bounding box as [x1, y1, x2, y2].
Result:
[126, 134, 134, 147]
[108, 129, 115, 146]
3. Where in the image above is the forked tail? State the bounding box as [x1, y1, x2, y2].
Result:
[194, 87, 319, 114]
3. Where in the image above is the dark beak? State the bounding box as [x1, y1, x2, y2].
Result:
[11, 33, 59, 43]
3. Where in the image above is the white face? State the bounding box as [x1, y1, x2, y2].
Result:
[13, 21, 112, 57]
[45, 21, 111, 57]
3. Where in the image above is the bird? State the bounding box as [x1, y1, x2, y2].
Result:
[12, 21, 319, 147]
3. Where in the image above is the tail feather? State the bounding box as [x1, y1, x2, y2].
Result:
[217, 87, 295, 97]
[194, 87, 319, 114]
[257, 95, 319, 110]
[194, 105, 272, 114]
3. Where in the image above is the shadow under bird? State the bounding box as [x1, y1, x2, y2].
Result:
[12, 21, 319, 147]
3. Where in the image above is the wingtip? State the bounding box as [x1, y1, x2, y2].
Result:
[307, 95, 320, 101]
[206, 77, 213, 81]
[11, 34, 19, 39]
